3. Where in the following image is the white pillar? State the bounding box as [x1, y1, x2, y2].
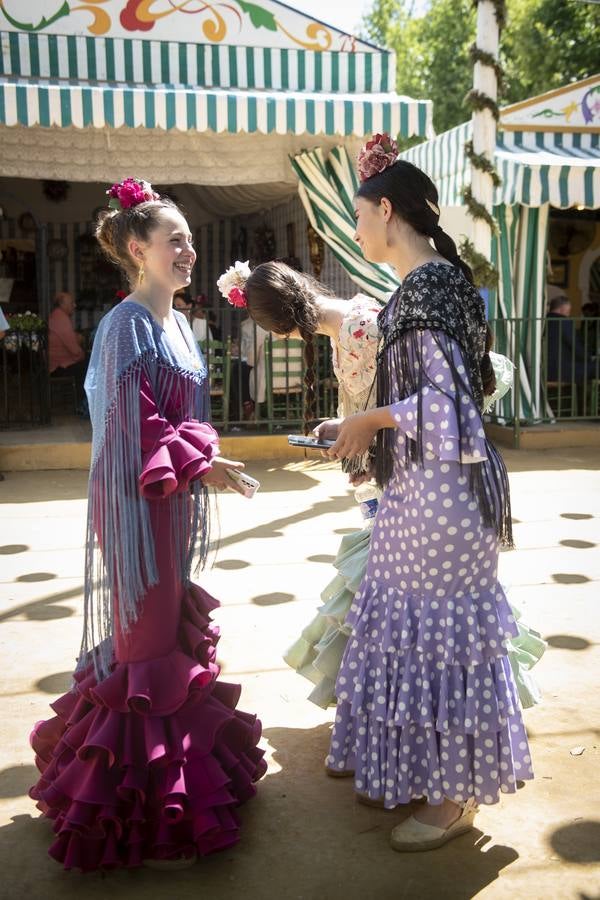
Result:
[471, 0, 499, 258]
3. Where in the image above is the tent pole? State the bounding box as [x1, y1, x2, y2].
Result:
[471, 0, 499, 260]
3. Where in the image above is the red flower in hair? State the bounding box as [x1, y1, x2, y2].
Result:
[107, 178, 160, 211]
[357, 133, 399, 182]
[228, 286, 248, 309]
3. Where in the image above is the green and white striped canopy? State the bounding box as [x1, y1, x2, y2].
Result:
[292, 146, 399, 301]
[0, 29, 432, 139]
[401, 121, 600, 209]
[0, 76, 431, 137]
[0, 30, 396, 94]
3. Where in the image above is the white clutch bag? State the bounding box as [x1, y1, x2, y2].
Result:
[482, 351, 515, 412]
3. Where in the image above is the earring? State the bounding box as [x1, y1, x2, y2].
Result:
[137, 263, 144, 287]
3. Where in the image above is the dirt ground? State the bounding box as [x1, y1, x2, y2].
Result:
[0, 448, 599, 899]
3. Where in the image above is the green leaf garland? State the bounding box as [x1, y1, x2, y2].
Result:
[462, 1, 507, 287]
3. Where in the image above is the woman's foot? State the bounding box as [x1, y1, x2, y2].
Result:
[390, 798, 478, 853]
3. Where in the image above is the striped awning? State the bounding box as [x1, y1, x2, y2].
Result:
[400, 122, 600, 209]
[0, 76, 432, 138]
[0, 30, 396, 95]
[292, 147, 399, 301]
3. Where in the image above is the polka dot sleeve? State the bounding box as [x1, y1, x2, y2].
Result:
[389, 330, 488, 463]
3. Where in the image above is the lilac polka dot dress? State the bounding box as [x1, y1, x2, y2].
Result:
[325, 328, 534, 807]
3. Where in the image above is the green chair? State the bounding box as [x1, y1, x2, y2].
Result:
[265, 337, 305, 430]
[201, 337, 231, 429]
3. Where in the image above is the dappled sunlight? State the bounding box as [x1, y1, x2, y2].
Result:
[546, 634, 592, 651]
[548, 820, 600, 864]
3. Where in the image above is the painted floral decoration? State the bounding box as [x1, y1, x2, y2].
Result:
[107, 178, 160, 211]
[217, 260, 251, 309]
[357, 133, 399, 182]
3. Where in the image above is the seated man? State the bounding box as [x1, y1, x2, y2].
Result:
[546, 295, 596, 414]
[48, 291, 87, 410]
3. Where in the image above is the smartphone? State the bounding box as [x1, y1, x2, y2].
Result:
[288, 434, 335, 450]
[226, 468, 260, 499]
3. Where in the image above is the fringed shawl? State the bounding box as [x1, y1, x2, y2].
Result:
[82, 302, 212, 677]
[375, 262, 513, 547]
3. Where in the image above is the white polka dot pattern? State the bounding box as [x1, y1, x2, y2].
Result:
[326, 333, 534, 806]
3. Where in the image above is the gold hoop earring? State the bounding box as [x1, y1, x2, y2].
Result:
[137, 264, 145, 287]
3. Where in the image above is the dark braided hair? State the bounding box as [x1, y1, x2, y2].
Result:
[245, 261, 330, 433]
[357, 160, 496, 396]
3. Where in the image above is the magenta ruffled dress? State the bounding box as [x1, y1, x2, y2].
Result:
[29, 306, 266, 870]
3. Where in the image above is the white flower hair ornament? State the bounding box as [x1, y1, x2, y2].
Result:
[217, 260, 251, 308]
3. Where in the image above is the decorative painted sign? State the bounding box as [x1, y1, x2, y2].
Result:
[0, 0, 379, 52]
[500, 75, 600, 133]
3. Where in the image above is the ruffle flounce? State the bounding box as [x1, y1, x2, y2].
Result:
[284, 527, 371, 709]
[326, 580, 534, 806]
[506, 600, 547, 709]
[29, 584, 266, 871]
[139, 421, 219, 498]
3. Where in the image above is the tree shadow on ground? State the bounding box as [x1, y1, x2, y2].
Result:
[549, 820, 600, 864]
[0, 765, 39, 798]
[546, 634, 591, 651]
[216, 493, 354, 551]
[0, 723, 519, 900]
[551, 573, 591, 585]
[502, 447, 600, 474]
[259, 723, 519, 900]
[0, 585, 82, 624]
[35, 671, 72, 694]
[0, 470, 89, 504]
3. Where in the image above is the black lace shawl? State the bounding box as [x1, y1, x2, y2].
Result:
[375, 262, 513, 547]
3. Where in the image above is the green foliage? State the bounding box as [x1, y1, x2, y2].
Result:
[363, 0, 600, 133]
[458, 238, 499, 290]
[363, 0, 476, 134]
[7, 311, 45, 332]
[502, 0, 600, 103]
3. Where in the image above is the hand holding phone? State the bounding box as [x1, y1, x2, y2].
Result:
[226, 468, 260, 498]
[288, 434, 335, 451]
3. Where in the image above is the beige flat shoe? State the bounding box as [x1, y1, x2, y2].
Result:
[390, 799, 478, 853]
[143, 853, 197, 870]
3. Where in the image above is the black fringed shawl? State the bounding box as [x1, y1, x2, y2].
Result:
[375, 262, 513, 547]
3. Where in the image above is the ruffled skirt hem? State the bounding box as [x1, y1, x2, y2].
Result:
[30, 583, 267, 871]
[284, 527, 371, 709]
[326, 580, 535, 807]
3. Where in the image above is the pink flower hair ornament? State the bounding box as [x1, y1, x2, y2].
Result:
[107, 178, 160, 211]
[217, 260, 251, 309]
[357, 133, 399, 182]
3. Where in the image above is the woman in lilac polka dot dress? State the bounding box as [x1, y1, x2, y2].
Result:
[317, 137, 534, 852]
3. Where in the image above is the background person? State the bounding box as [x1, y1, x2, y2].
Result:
[48, 291, 87, 410]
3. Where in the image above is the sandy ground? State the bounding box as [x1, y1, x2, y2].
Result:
[0, 447, 599, 900]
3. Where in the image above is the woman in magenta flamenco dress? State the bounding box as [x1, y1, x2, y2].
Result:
[29, 180, 266, 871]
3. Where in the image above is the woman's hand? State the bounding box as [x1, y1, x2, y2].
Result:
[348, 459, 376, 487]
[312, 418, 342, 442]
[201, 456, 245, 493]
[327, 411, 380, 461]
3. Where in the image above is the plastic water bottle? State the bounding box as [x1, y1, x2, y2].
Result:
[354, 481, 379, 525]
